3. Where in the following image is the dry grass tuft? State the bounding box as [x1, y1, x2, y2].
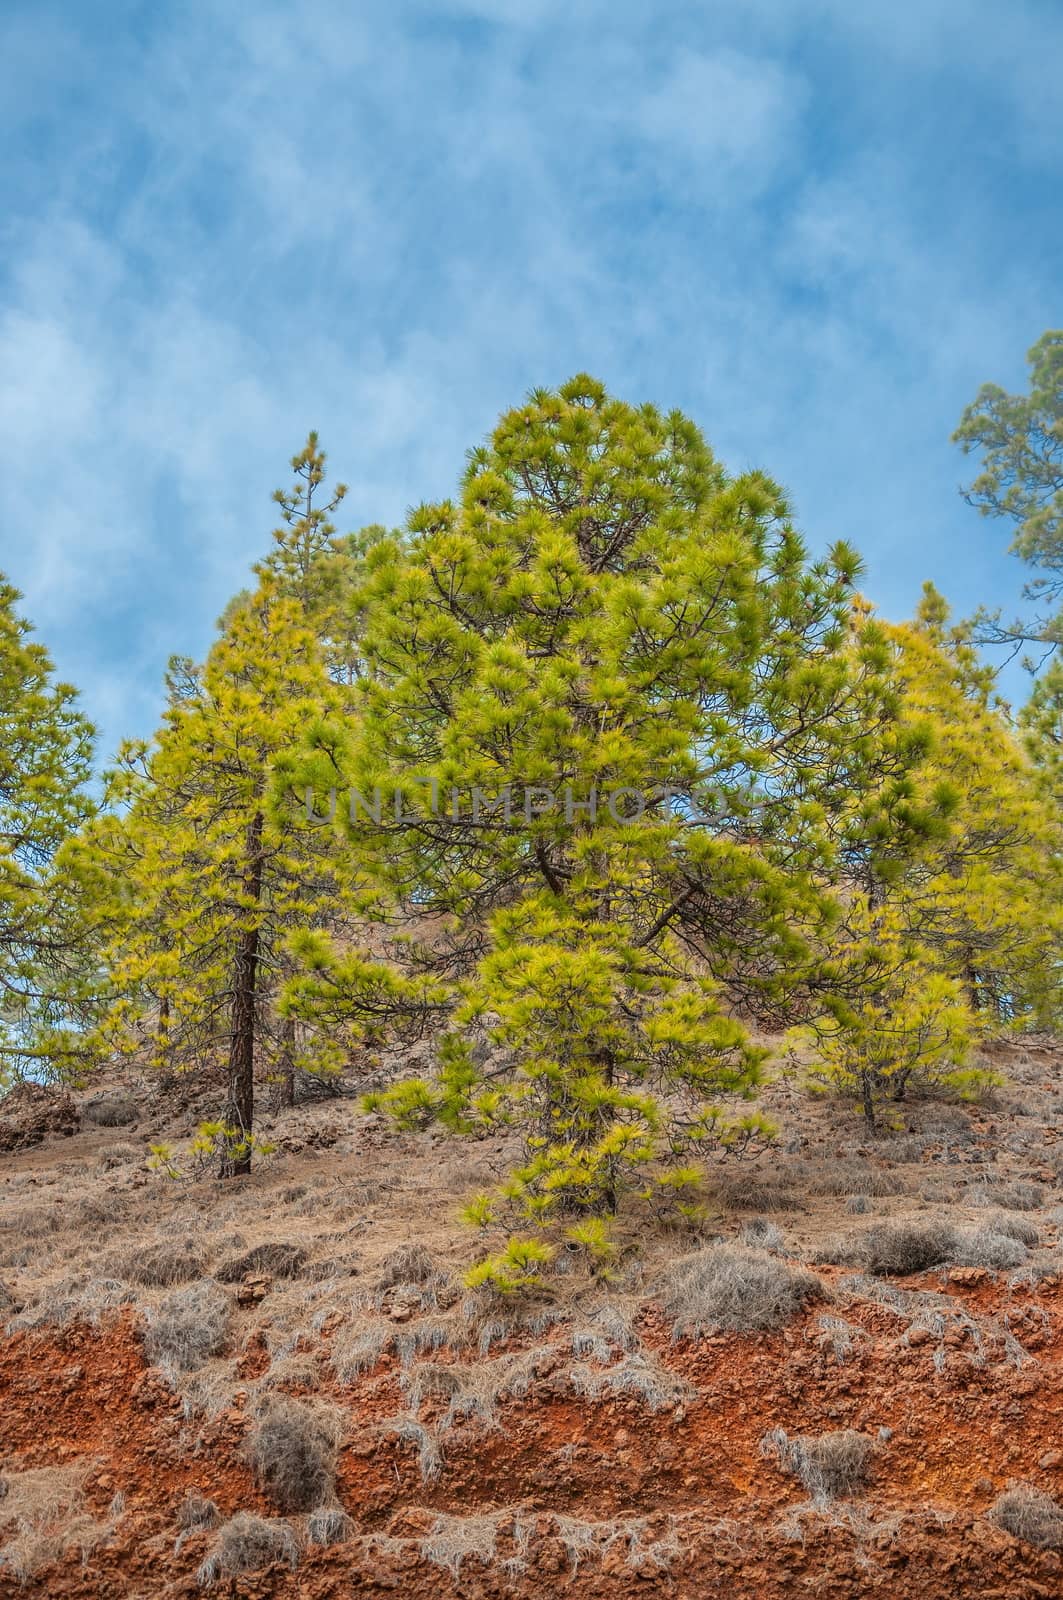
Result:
[0, 1464, 109, 1581]
[805, 1163, 906, 1199]
[196, 1513, 300, 1584]
[571, 1353, 693, 1412]
[173, 1493, 221, 1555]
[244, 1396, 343, 1513]
[760, 1426, 876, 1500]
[660, 1245, 825, 1338]
[215, 1243, 307, 1283]
[715, 1172, 801, 1213]
[144, 1282, 230, 1373]
[987, 1483, 1063, 1549]
[177, 1494, 221, 1532]
[306, 1506, 354, 1547]
[739, 1218, 786, 1251]
[988, 1213, 1040, 1247]
[116, 1240, 206, 1287]
[378, 1243, 437, 1287]
[81, 1095, 137, 1127]
[420, 1512, 499, 1578]
[862, 1221, 958, 1276]
[952, 1229, 1028, 1270]
[989, 1182, 1045, 1212]
[381, 1417, 443, 1481]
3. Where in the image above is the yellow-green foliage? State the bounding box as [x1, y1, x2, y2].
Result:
[283, 377, 931, 1231]
[883, 590, 1063, 1024]
[0, 580, 96, 1082]
[464, 1237, 556, 1293]
[789, 908, 997, 1126]
[72, 441, 368, 1169]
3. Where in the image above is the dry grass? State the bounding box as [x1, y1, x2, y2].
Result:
[987, 1182, 1045, 1212]
[952, 1229, 1028, 1270]
[378, 1243, 437, 1286]
[420, 1512, 499, 1578]
[714, 1171, 801, 1213]
[760, 1426, 876, 1501]
[244, 1396, 343, 1513]
[816, 1314, 867, 1364]
[381, 1417, 443, 1481]
[143, 1282, 230, 1373]
[215, 1243, 307, 1283]
[571, 1353, 693, 1412]
[804, 1162, 907, 1199]
[306, 1506, 354, 1547]
[660, 1245, 825, 1338]
[988, 1213, 1041, 1247]
[988, 1483, 1063, 1549]
[173, 1493, 221, 1555]
[0, 1464, 110, 1581]
[81, 1096, 137, 1127]
[196, 1513, 300, 1584]
[861, 1221, 959, 1276]
[739, 1218, 786, 1251]
[115, 1240, 207, 1287]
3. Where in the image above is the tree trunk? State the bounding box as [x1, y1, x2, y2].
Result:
[861, 1071, 877, 1130]
[964, 951, 982, 1014]
[278, 1014, 296, 1109]
[223, 811, 264, 1177]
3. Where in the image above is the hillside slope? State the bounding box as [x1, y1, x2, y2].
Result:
[2, 1040, 1063, 1597]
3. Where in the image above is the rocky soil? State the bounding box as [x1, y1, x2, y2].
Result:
[2, 1038, 1063, 1597]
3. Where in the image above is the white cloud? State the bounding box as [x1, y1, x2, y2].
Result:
[0, 0, 1059, 750]
[636, 47, 806, 176]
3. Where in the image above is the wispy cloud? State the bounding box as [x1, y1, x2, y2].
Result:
[0, 0, 1059, 752]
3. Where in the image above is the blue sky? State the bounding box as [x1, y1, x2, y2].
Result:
[2, 0, 1061, 756]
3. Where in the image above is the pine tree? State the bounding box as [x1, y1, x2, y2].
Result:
[792, 586, 1062, 1125]
[283, 377, 921, 1239]
[894, 589, 1062, 1022]
[953, 330, 1063, 648]
[0, 579, 96, 1081]
[1021, 656, 1063, 810]
[89, 449, 363, 1172]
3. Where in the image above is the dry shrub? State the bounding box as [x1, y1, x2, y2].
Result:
[196, 1513, 300, 1585]
[571, 1354, 693, 1413]
[245, 1397, 343, 1513]
[660, 1245, 825, 1338]
[378, 1243, 436, 1286]
[0, 1464, 108, 1581]
[990, 1183, 1044, 1212]
[760, 1426, 876, 1500]
[215, 1243, 307, 1283]
[740, 1218, 786, 1251]
[306, 1506, 354, 1547]
[144, 1282, 230, 1372]
[118, 1240, 206, 1287]
[952, 1229, 1027, 1270]
[988, 1483, 1063, 1549]
[989, 1213, 1040, 1247]
[715, 1172, 801, 1213]
[81, 1096, 137, 1127]
[862, 1221, 958, 1276]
